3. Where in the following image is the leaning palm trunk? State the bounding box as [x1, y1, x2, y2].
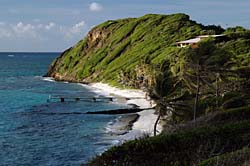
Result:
[215, 73, 219, 109]
[193, 65, 200, 122]
[154, 103, 163, 136]
[154, 113, 161, 136]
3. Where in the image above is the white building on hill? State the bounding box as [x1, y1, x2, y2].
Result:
[176, 34, 225, 48]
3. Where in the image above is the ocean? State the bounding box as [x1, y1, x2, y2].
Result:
[0, 52, 128, 166]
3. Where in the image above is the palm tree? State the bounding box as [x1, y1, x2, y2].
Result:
[179, 39, 232, 121]
[146, 61, 191, 135]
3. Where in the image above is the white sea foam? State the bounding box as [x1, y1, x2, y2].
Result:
[8, 54, 14, 57]
[42, 77, 56, 82]
[42, 77, 70, 84]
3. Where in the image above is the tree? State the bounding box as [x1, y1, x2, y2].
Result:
[146, 61, 191, 135]
[179, 39, 232, 121]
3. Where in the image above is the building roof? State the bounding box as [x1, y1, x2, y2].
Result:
[176, 38, 201, 44]
[176, 34, 225, 44]
[198, 34, 225, 38]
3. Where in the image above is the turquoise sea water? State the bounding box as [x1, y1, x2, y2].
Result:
[0, 52, 124, 166]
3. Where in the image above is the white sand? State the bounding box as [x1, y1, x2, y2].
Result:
[87, 82, 162, 142]
[42, 77, 162, 141]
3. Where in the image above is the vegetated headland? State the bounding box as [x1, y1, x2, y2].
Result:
[45, 13, 250, 166]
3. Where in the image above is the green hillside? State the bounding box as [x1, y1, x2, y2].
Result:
[46, 13, 250, 121]
[46, 13, 223, 85]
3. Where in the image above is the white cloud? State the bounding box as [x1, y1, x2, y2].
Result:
[13, 22, 35, 33]
[61, 21, 86, 38]
[0, 20, 87, 44]
[89, 2, 103, 12]
[11, 22, 39, 38]
[70, 21, 85, 34]
[45, 22, 56, 30]
[10, 22, 57, 38]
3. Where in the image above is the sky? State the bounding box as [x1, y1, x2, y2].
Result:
[0, 0, 249, 52]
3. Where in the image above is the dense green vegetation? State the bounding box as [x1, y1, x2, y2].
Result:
[46, 13, 250, 166]
[148, 38, 250, 122]
[46, 13, 223, 85]
[199, 147, 250, 166]
[84, 99, 250, 166]
[86, 108, 250, 166]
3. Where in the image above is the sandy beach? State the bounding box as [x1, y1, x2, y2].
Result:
[86, 82, 162, 142]
[43, 79, 163, 141]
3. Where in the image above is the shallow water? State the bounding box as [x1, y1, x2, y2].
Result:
[0, 52, 127, 166]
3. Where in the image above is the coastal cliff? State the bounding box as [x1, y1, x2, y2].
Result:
[46, 13, 250, 166]
[45, 13, 223, 86]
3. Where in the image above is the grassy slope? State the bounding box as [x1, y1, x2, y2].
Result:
[86, 107, 250, 166]
[47, 14, 250, 88]
[47, 13, 221, 85]
[199, 147, 250, 166]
